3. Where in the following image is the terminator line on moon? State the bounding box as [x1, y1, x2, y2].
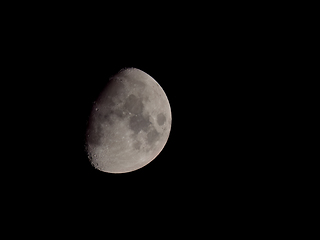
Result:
[85, 68, 172, 173]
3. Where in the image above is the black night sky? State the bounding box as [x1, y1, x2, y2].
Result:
[11, 5, 284, 232]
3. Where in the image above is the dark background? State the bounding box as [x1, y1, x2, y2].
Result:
[34, 22, 274, 214]
[5, 3, 295, 234]
[52, 28, 268, 180]
[15, 12, 274, 184]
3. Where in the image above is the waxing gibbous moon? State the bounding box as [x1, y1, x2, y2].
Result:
[85, 68, 172, 173]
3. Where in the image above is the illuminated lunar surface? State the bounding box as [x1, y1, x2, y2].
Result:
[85, 68, 171, 173]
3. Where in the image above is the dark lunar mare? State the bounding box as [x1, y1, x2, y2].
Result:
[122, 92, 162, 149]
[124, 94, 144, 115]
[133, 140, 142, 150]
[157, 113, 166, 126]
[129, 115, 151, 134]
[147, 129, 160, 146]
[123, 94, 153, 135]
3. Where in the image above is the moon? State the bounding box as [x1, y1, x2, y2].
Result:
[85, 68, 172, 173]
